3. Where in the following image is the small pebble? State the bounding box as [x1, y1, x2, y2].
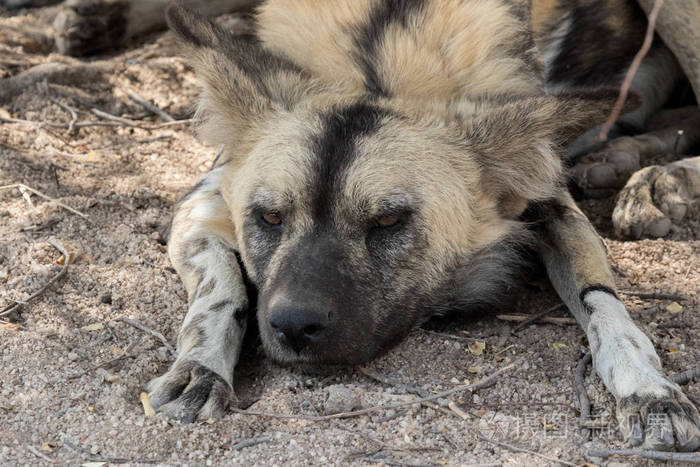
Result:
[67, 352, 79, 361]
[324, 385, 361, 415]
[100, 293, 112, 304]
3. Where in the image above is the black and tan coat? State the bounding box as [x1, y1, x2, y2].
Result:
[134, 0, 700, 452]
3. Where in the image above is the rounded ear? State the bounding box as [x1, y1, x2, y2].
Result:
[165, 2, 323, 145]
[462, 91, 635, 202]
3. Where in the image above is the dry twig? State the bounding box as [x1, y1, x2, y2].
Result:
[598, 0, 664, 141]
[358, 366, 429, 397]
[0, 183, 89, 219]
[232, 363, 515, 421]
[477, 431, 577, 467]
[496, 313, 575, 326]
[128, 92, 175, 122]
[620, 290, 686, 302]
[117, 318, 177, 357]
[509, 303, 568, 333]
[574, 352, 593, 440]
[588, 448, 700, 463]
[231, 436, 273, 450]
[421, 328, 476, 341]
[26, 445, 56, 464]
[0, 239, 71, 318]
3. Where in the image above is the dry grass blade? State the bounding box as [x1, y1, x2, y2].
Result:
[0, 239, 71, 317]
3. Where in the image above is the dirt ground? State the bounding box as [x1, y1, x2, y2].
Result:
[1, 5, 699, 467]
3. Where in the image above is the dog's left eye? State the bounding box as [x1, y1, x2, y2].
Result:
[375, 215, 400, 228]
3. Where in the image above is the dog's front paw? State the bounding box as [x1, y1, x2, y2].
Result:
[617, 385, 700, 451]
[147, 360, 234, 423]
[53, 0, 129, 56]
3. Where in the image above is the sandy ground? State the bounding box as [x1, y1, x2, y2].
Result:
[1, 4, 699, 467]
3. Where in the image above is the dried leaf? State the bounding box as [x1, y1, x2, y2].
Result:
[55, 255, 66, 266]
[551, 342, 567, 350]
[467, 366, 480, 374]
[81, 322, 104, 332]
[666, 302, 683, 314]
[668, 346, 679, 353]
[140, 391, 155, 417]
[467, 341, 485, 356]
[0, 322, 21, 331]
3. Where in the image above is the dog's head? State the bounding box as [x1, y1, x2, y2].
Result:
[167, 4, 619, 365]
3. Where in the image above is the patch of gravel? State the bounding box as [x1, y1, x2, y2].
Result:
[1, 5, 698, 466]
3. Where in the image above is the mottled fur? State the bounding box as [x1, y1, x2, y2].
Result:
[142, 0, 700, 452]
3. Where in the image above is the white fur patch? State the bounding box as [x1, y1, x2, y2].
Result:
[584, 291, 668, 399]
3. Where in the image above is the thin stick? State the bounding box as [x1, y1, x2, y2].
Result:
[26, 446, 56, 464]
[497, 314, 575, 326]
[421, 328, 477, 341]
[477, 431, 577, 467]
[1, 115, 194, 129]
[358, 366, 429, 397]
[49, 97, 78, 134]
[672, 364, 700, 386]
[620, 290, 686, 302]
[588, 448, 700, 463]
[232, 364, 515, 421]
[598, 0, 664, 142]
[0, 184, 89, 219]
[0, 239, 70, 317]
[117, 318, 177, 357]
[510, 303, 567, 333]
[128, 92, 175, 122]
[231, 436, 273, 450]
[574, 352, 593, 440]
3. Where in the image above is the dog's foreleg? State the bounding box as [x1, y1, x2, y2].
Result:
[146, 166, 249, 422]
[532, 192, 700, 451]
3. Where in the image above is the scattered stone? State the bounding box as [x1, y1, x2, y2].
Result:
[100, 293, 112, 304]
[324, 385, 361, 415]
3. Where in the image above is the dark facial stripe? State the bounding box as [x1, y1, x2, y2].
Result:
[353, 0, 426, 96]
[309, 102, 387, 221]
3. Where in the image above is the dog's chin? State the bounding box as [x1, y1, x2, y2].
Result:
[260, 338, 379, 367]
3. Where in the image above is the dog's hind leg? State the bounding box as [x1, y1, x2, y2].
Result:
[528, 192, 700, 451]
[146, 166, 250, 422]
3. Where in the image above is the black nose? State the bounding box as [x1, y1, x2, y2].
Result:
[269, 305, 328, 354]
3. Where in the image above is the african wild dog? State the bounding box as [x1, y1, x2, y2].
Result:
[126, 0, 700, 452]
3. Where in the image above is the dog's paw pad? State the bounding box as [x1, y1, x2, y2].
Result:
[617, 388, 700, 451]
[147, 361, 233, 423]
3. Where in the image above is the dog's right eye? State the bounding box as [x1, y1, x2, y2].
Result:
[262, 212, 282, 226]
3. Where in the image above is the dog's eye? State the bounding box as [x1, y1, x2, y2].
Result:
[375, 215, 400, 228]
[262, 212, 282, 226]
